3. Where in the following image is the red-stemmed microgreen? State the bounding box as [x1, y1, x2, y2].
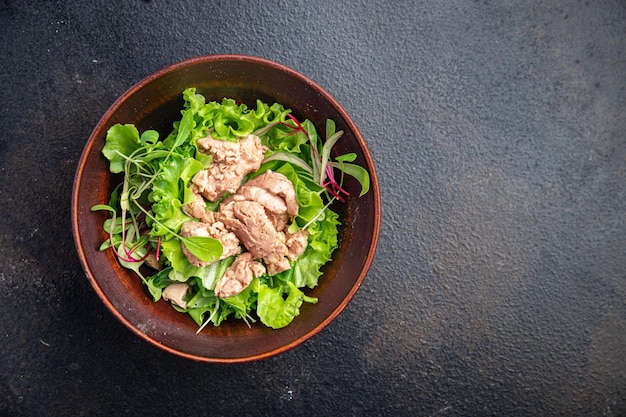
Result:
[132, 200, 222, 263]
[93, 126, 223, 268]
[261, 114, 369, 204]
[155, 236, 162, 261]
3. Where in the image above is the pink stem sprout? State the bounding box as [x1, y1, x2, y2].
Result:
[283, 114, 350, 202]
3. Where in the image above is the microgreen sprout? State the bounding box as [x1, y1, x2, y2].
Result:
[261, 114, 369, 204]
[285, 114, 349, 202]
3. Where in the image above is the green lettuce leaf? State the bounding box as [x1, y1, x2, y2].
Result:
[149, 152, 204, 237]
[102, 124, 142, 173]
[257, 281, 317, 329]
[159, 239, 223, 282]
[177, 88, 291, 143]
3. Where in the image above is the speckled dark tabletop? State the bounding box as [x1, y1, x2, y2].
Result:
[1, 1, 625, 416]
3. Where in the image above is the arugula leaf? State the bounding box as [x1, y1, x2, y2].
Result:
[159, 238, 224, 281]
[182, 236, 222, 263]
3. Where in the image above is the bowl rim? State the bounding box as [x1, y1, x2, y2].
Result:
[71, 54, 381, 363]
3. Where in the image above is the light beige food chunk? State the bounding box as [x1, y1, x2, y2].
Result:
[228, 185, 288, 214]
[240, 170, 299, 216]
[183, 167, 308, 279]
[219, 200, 289, 270]
[162, 282, 190, 308]
[214, 252, 265, 298]
[190, 134, 267, 201]
[143, 251, 163, 271]
[182, 192, 216, 223]
[217, 171, 308, 275]
[286, 229, 309, 260]
[180, 221, 241, 267]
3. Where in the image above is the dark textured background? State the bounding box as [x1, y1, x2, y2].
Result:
[1, 1, 625, 416]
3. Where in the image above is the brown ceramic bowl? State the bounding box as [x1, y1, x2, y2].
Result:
[71, 55, 380, 363]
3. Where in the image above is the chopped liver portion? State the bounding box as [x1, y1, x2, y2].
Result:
[190, 133, 267, 201]
[237, 170, 299, 216]
[180, 161, 310, 297]
[219, 199, 291, 275]
[182, 192, 216, 223]
[180, 220, 241, 267]
[218, 171, 308, 277]
[162, 282, 190, 309]
[214, 252, 266, 298]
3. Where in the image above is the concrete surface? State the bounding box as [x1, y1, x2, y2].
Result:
[0, 0, 624, 416]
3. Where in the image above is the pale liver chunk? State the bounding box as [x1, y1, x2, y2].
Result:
[190, 134, 267, 201]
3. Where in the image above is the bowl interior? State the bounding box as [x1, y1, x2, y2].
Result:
[72, 55, 380, 362]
